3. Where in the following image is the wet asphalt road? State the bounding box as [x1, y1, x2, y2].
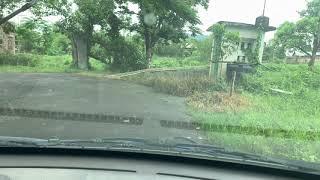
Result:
[0, 73, 204, 142]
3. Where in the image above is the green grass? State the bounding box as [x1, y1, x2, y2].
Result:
[187, 64, 320, 162]
[0, 54, 110, 74]
[152, 56, 206, 68]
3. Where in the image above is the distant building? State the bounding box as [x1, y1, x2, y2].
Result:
[286, 52, 320, 64]
[0, 24, 16, 54]
[207, 16, 276, 78]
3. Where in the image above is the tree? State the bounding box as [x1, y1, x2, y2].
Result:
[34, 0, 115, 70]
[0, 0, 38, 26]
[128, 0, 209, 68]
[274, 0, 320, 69]
[15, 19, 43, 53]
[262, 40, 286, 62]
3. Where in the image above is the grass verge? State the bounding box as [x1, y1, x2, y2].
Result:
[0, 54, 110, 74]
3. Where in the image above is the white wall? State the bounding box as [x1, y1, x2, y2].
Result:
[224, 26, 260, 63]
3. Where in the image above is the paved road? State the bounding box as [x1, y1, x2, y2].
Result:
[0, 73, 204, 142]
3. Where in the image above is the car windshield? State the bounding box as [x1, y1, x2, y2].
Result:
[1, 0, 320, 174]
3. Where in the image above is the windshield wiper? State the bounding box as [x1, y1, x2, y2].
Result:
[0, 136, 48, 147]
[46, 137, 148, 150]
[1, 136, 319, 174]
[161, 142, 320, 174]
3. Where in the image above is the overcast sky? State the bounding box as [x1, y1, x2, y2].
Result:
[13, 0, 307, 40]
[199, 0, 307, 39]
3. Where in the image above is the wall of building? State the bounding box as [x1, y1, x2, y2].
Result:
[224, 26, 259, 63]
[0, 27, 16, 54]
[215, 26, 260, 78]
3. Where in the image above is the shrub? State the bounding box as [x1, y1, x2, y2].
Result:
[0, 53, 39, 67]
[241, 64, 320, 94]
[109, 39, 147, 72]
[152, 56, 205, 68]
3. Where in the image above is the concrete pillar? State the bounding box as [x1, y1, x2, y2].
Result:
[257, 31, 265, 64]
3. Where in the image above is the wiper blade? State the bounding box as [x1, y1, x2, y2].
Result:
[46, 137, 148, 149]
[0, 136, 48, 147]
[165, 142, 320, 174]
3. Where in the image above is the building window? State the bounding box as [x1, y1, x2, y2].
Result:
[247, 43, 252, 50]
[242, 56, 246, 62]
[241, 42, 245, 50]
[237, 56, 241, 62]
[0, 38, 3, 49]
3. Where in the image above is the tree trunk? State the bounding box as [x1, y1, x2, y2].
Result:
[309, 36, 319, 70]
[71, 37, 78, 68]
[144, 29, 153, 69]
[71, 33, 90, 70]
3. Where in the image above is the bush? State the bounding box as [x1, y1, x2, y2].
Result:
[152, 56, 205, 68]
[109, 39, 147, 72]
[0, 53, 39, 67]
[241, 64, 320, 94]
[154, 43, 185, 57]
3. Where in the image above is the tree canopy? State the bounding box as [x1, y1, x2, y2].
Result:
[274, 0, 320, 69]
[0, 0, 38, 26]
[128, 0, 209, 67]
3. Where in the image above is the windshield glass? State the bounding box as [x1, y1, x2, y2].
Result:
[1, 0, 320, 173]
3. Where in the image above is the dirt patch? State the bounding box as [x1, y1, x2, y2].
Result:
[187, 92, 251, 112]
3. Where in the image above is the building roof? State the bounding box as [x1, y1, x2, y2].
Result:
[207, 21, 276, 32]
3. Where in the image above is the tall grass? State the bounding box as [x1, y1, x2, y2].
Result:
[125, 70, 227, 97]
[188, 64, 320, 162]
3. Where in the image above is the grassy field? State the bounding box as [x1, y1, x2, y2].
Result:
[188, 64, 320, 162]
[0, 54, 109, 74]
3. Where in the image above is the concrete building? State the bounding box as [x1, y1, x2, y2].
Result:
[0, 25, 16, 54]
[207, 16, 276, 78]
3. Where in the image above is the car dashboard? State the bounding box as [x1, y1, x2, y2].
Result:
[0, 147, 317, 180]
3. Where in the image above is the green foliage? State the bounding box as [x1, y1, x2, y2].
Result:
[110, 39, 147, 72]
[154, 43, 186, 58]
[274, 0, 320, 67]
[16, 19, 71, 55]
[189, 63, 320, 162]
[193, 36, 212, 61]
[128, 0, 209, 64]
[242, 64, 320, 94]
[210, 24, 240, 61]
[152, 56, 204, 68]
[15, 20, 43, 53]
[47, 33, 71, 55]
[0, 53, 39, 66]
[0, 54, 107, 73]
[262, 41, 286, 63]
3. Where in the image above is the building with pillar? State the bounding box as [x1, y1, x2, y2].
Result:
[207, 16, 276, 78]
